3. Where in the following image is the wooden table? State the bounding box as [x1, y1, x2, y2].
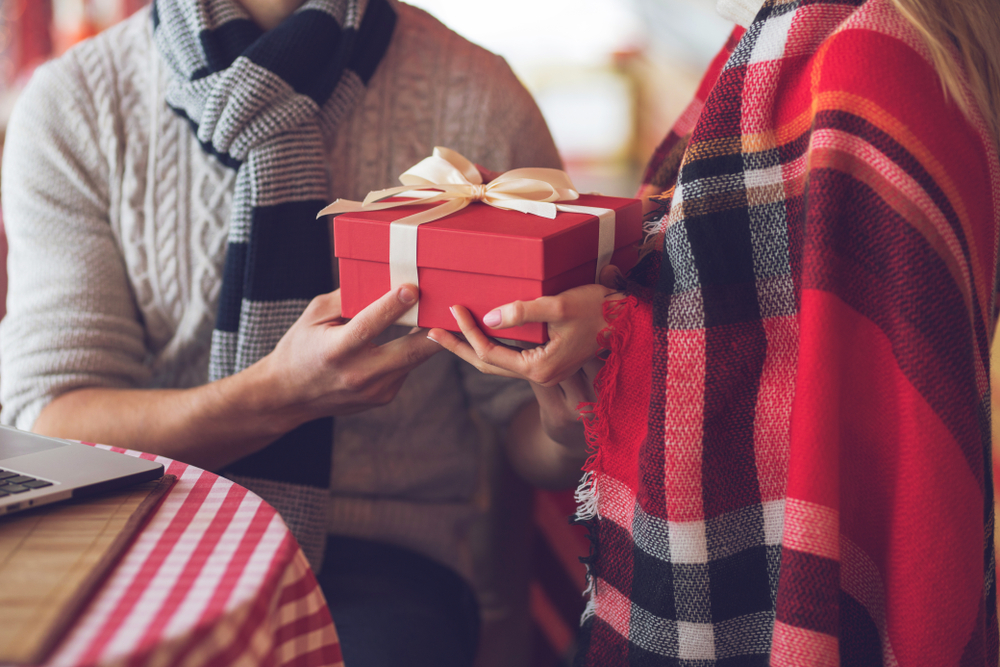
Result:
[23, 446, 343, 667]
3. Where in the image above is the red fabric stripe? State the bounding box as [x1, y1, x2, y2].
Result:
[277, 569, 319, 607]
[584, 295, 651, 497]
[78, 466, 213, 665]
[274, 606, 336, 646]
[787, 289, 984, 665]
[283, 643, 344, 667]
[199, 533, 301, 667]
[162, 500, 281, 667]
[815, 31, 996, 303]
[753, 316, 796, 503]
[124, 482, 249, 667]
[663, 327, 707, 522]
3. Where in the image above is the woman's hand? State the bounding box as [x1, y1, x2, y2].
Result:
[427, 265, 626, 386]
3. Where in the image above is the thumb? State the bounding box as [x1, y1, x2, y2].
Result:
[599, 264, 626, 290]
[342, 284, 418, 348]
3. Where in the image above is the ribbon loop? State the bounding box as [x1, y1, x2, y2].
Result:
[317, 147, 581, 222]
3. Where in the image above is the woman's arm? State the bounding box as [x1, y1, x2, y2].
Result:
[502, 361, 603, 489]
[427, 266, 626, 486]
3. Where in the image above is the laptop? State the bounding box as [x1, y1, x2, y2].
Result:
[0, 424, 164, 516]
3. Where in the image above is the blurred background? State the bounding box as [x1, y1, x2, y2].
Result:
[402, 0, 732, 196]
[0, 0, 733, 196]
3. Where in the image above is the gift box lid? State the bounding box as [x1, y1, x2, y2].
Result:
[332, 193, 642, 281]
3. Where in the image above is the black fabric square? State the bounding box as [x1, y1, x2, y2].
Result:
[700, 280, 761, 328]
[349, 0, 398, 84]
[625, 641, 682, 667]
[743, 147, 781, 173]
[630, 542, 678, 621]
[774, 548, 839, 635]
[685, 210, 760, 327]
[247, 9, 345, 104]
[708, 546, 773, 622]
[670, 562, 713, 624]
[598, 518, 639, 603]
[680, 152, 745, 185]
[221, 416, 332, 487]
[840, 591, 884, 667]
[217, 242, 248, 332]
[198, 19, 262, 77]
[246, 200, 334, 302]
[686, 209, 756, 288]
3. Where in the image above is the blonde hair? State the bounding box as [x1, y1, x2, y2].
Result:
[890, 0, 1000, 146]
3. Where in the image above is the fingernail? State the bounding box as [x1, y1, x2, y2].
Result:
[449, 306, 458, 321]
[483, 309, 502, 327]
[427, 334, 441, 345]
[399, 286, 417, 304]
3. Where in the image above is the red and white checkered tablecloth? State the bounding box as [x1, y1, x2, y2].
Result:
[37, 446, 343, 667]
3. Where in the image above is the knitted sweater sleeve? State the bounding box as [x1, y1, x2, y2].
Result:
[1, 56, 150, 430]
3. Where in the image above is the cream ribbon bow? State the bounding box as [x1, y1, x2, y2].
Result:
[317, 146, 581, 224]
[318, 147, 615, 328]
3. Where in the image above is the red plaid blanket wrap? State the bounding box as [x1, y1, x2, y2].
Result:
[575, 0, 1000, 664]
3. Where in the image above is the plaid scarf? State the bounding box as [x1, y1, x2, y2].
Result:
[576, 0, 1000, 663]
[153, 0, 396, 569]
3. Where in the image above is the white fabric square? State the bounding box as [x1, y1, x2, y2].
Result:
[749, 6, 796, 63]
[762, 499, 785, 546]
[744, 163, 784, 191]
[668, 520, 709, 564]
[677, 620, 716, 661]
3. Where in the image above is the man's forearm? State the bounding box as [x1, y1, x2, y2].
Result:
[33, 358, 298, 471]
[30, 285, 442, 472]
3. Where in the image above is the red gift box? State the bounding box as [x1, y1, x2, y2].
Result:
[333, 194, 643, 343]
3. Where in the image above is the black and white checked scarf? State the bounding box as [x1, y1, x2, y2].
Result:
[153, 0, 396, 569]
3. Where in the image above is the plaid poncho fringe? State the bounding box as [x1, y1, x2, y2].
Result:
[575, 0, 1000, 664]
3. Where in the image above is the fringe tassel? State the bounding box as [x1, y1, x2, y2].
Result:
[571, 293, 639, 627]
[573, 470, 599, 522]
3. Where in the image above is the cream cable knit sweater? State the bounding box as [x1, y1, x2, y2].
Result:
[1, 2, 560, 585]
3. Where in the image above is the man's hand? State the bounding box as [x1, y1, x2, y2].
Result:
[258, 284, 444, 426]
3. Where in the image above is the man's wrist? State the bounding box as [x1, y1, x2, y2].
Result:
[208, 356, 304, 442]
